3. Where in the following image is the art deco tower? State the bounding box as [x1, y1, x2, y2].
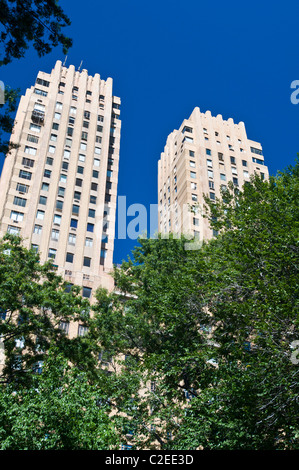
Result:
[0, 60, 121, 299]
[158, 107, 268, 240]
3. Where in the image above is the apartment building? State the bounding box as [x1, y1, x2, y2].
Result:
[0, 60, 121, 299]
[158, 107, 268, 240]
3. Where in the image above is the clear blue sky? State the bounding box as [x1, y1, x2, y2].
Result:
[1, 0, 299, 264]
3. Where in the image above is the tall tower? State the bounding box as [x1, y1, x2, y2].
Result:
[0, 60, 121, 299]
[158, 107, 269, 240]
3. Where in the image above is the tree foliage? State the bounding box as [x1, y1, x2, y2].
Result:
[0, 0, 72, 66]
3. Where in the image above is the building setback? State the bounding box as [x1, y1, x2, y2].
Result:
[0, 60, 121, 299]
[158, 107, 269, 240]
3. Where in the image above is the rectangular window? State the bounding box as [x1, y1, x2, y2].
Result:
[84, 111, 90, 120]
[206, 159, 213, 168]
[10, 210, 24, 222]
[190, 171, 196, 179]
[87, 223, 94, 233]
[41, 182, 49, 191]
[64, 149, 70, 159]
[34, 224, 42, 234]
[56, 200, 63, 211]
[220, 173, 226, 181]
[208, 170, 214, 179]
[189, 161, 196, 168]
[56, 102, 63, 110]
[94, 147, 101, 155]
[54, 112, 61, 120]
[27, 134, 39, 143]
[107, 170, 113, 178]
[83, 257, 91, 267]
[48, 145, 55, 154]
[51, 229, 59, 241]
[24, 146, 37, 156]
[242, 160, 247, 167]
[251, 147, 263, 155]
[58, 186, 65, 196]
[70, 219, 78, 229]
[209, 192, 216, 200]
[16, 183, 29, 193]
[52, 122, 59, 131]
[91, 182, 98, 191]
[76, 178, 82, 187]
[60, 174, 67, 183]
[88, 209, 95, 218]
[46, 157, 53, 166]
[93, 158, 100, 167]
[62, 161, 69, 171]
[39, 195, 47, 205]
[209, 180, 214, 189]
[85, 237, 93, 247]
[77, 166, 84, 174]
[44, 169, 51, 178]
[53, 214, 61, 225]
[22, 157, 35, 168]
[92, 170, 99, 178]
[206, 149, 211, 156]
[29, 123, 41, 132]
[74, 191, 81, 201]
[36, 210, 45, 220]
[72, 204, 79, 215]
[13, 196, 26, 207]
[90, 195, 97, 204]
[50, 134, 57, 141]
[48, 248, 57, 259]
[66, 252, 74, 263]
[80, 142, 87, 151]
[68, 233, 76, 245]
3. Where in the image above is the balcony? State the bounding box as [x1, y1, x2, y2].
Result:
[31, 110, 45, 124]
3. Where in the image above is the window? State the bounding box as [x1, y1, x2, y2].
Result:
[59, 321, 69, 334]
[50, 134, 57, 142]
[100, 248, 107, 259]
[66, 252, 74, 263]
[191, 193, 198, 201]
[36, 210, 45, 220]
[44, 169, 51, 178]
[94, 158, 100, 167]
[83, 120, 89, 128]
[64, 149, 70, 159]
[46, 157, 53, 166]
[95, 147, 101, 155]
[80, 142, 87, 151]
[72, 204, 79, 215]
[52, 122, 59, 131]
[233, 177, 239, 186]
[60, 174, 67, 183]
[53, 214, 61, 225]
[81, 131, 88, 141]
[22, 157, 35, 168]
[90, 195, 97, 204]
[107, 170, 113, 178]
[88, 209, 95, 218]
[24, 146, 36, 156]
[193, 217, 199, 226]
[97, 125, 103, 133]
[27, 134, 39, 144]
[251, 147, 263, 155]
[70, 219, 78, 229]
[189, 161, 195, 168]
[41, 182, 49, 191]
[78, 324, 89, 336]
[77, 166, 84, 174]
[206, 149, 211, 156]
[14, 196, 26, 207]
[67, 127, 73, 137]
[10, 210, 24, 222]
[62, 161, 69, 171]
[84, 111, 90, 120]
[48, 248, 56, 259]
[39, 195, 47, 205]
[209, 180, 214, 189]
[48, 145, 55, 154]
[85, 237, 93, 247]
[92, 170, 99, 178]
[36, 78, 50, 87]
[54, 112, 61, 120]
[252, 157, 264, 165]
[208, 170, 214, 179]
[98, 115, 104, 122]
[243, 170, 249, 178]
[78, 154, 85, 162]
[206, 159, 213, 168]
[58, 186, 65, 197]
[87, 223, 94, 232]
[95, 136, 102, 144]
[91, 182, 98, 191]
[74, 191, 81, 201]
[70, 106, 77, 115]
[56, 200, 63, 211]
[76, 178, 82, 187]
[190, 171, 196, 179]
[56, 102, 63, 110]
[210, 192, 216, 201]
[30, 123, 41, 132]
[34, 224, 42, 234]
[68, 233, 76, 245]
[16, 182, 29, 193]
[220, 173, 226, 181]
[7, 225, 21, 235]
[83, 257, 91, 267]
[242, 160, 247, 167]
[51, 229, 59, 241]
[230, 156, 236, 164]
[65, 138, 72, 148]
[191, 182, 197, 190]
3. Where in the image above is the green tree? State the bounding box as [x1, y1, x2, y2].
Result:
[0, 234, 93, 387]
[0, 0, 72, 66]
[0, 349, 120, 449]
[90, 161, 299, 450]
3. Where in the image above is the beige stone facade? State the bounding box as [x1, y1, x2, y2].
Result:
[158, 107, 269, 240]
[0, 60, 121, 300]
